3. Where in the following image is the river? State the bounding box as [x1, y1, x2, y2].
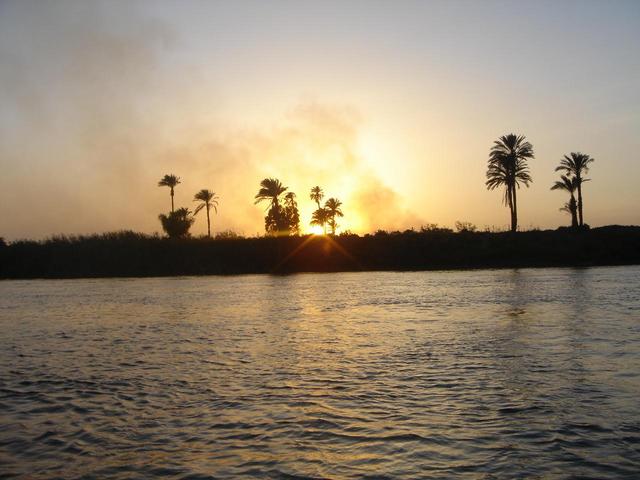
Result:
[1, 267, 639, 478]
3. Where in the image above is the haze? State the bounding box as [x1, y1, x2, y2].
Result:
[1, 0, 638, 240]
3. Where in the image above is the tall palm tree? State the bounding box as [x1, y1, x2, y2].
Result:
[555, 152, 594, 227]
[486, 134, 534, 232]
[255, 178, 288, 209]
[193, 189, 219, 238]
[551, 175, 579, 228]
[310, 186, 324, 209]
[158, 174, 181, 213]
[255, 178, 288, 234]
[310, 186, 326, 233]
[324, 197, 343, 235]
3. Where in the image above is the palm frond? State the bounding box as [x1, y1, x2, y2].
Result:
[158, 174, 180, 188]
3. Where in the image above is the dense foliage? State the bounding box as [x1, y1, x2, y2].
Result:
[158, 208, 195, 238]
[1, 227, 638, 279]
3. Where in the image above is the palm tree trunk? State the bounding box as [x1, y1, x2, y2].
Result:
[316, 201, 326, 234]
[170, 188, 175, 213]
[577, 180, 584, 227]
[511, 184, 518, 232]
[206, 204, 211, 238]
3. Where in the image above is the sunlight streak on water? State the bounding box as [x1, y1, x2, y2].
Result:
[1, 267, 639, 478]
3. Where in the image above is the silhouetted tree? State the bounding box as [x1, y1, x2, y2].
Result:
[158, 174, 181, 213]
[310, 186, 324, 208]
[486, 134, 534, 232]
[158, 208, 194, 238]
[555, 152, 594, 227]
[193, 189, 219, 238]
[310, 186, 327, 233]
[324, 198, 343, 235]
[559, 199, 578, 226]
[551, 175, 579, 228]
[310, 208, 329, 234]
[283, 192, 301, 235]
[255, 178, 289, 235]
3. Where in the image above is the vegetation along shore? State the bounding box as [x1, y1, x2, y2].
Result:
[1, 226, 639, 279]
[2, 133, 637, 279]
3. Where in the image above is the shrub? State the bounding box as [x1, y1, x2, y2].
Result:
[455, 221, 477, 233]
[158, 208, 194, 239]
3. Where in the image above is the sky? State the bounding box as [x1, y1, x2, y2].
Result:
[1, 0, 639, 240]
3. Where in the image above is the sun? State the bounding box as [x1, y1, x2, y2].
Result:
[308, 225, 325, 235]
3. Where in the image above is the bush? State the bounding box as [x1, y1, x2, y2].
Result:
[455, 221, 477, 233]
[215, 230, 243, 240]
[158, 208, 195, 239]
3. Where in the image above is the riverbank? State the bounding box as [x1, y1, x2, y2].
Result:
[1, 226, 639, 279]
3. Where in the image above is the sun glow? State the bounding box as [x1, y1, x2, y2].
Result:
[308, 225, 325, 235]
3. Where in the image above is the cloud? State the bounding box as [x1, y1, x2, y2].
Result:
[0, 2, 421, 240]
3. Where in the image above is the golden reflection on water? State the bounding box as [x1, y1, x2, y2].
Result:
[0, 267, 639, 478]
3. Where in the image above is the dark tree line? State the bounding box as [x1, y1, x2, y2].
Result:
[2, 226, 639, 279]
[155, 135, 596, 240]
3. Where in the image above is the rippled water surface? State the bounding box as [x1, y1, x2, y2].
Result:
[1, 267, 640, 479]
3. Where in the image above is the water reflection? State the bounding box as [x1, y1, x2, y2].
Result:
[0, 267, 639, 478]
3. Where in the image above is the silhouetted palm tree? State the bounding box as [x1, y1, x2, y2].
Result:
[284, 192, 301, 235]
[193, 189, 219, 238]
[310, 208, 329, 234]
[486, 134, 534, 232]
[560, 199, 578, 226]
[310, 186, 324, 209]
[255, 178, 288, 209]
[255, 178, 288, 234]
[158, 207, 194, 238]
[551, 175, 579, 228]
[310, 186, 327, 233]
[158, 174, 181, 213]
[555, 152, 594, 227]
[324, 198, 343, 235]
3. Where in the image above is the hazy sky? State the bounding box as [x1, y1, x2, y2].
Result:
[1, 0, 639, 239]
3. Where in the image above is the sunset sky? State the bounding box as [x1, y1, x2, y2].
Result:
[1, 0, 639, 239]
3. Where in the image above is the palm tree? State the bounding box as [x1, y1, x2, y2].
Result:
[555, 152, 594, 227]
[158, 174, 181, 213]
[310, 208, 329, 233]
[486, 134, 534, 232]
[551, 175, 579, 228]
[283, 192, 300, 235]
[324, 197, 343, 235]
[560, 199, 578, 226]
[310, 185, 327, 233]
[255, 178, 288, 209]
[310, 186, 324, 209]
[193, 189, 219, 238]
[158, 207, 194, 238]
[255, 178, 288, 234]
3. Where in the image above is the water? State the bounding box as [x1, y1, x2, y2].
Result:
[1, 267, 639, 479]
